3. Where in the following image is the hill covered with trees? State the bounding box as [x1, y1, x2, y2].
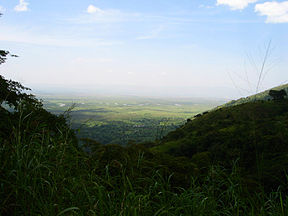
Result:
[154, 99, 288, 191]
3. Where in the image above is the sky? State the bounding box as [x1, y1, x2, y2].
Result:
[0, 0, 287, 98]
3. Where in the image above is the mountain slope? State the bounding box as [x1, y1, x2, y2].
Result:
[222, 83, 288, 108]
[153, 99, 288, 189]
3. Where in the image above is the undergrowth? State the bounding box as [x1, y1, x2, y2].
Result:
[1, 110, 288, 215]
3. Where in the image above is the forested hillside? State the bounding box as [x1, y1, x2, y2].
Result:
[154, 99, 288, 191]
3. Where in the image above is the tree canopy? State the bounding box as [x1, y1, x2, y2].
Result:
[0, 49, 39, 108]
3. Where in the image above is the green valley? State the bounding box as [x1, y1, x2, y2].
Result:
[41, 95, 225, 145]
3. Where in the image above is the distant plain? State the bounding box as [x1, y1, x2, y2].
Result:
[41, 95, 227, 145]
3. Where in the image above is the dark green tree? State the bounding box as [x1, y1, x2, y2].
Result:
[0, 48, 38, 108]
[268, 90, 287, 101]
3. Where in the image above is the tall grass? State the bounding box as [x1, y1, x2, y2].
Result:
[1, 110, 288, 215]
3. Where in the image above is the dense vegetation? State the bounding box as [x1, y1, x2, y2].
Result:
[1, 49, 288, 215]
[155, 100, 288, 192]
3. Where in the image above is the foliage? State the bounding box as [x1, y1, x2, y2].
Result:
[269, 90, 287, 101]
[2, 123, 288, 215]
[0, 50, 10, 65]
[156, 100, 288, 192]
[0, 50, 38, 108]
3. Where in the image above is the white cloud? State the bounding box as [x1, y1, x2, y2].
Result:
[14, 0, 29, 12]
[72, 5, 140, 23]
[87, 5, 104, 14]
[255, 1, 288, 23]
[217, 0, 259, 10]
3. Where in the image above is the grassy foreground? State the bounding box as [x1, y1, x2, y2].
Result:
[1, 109, 288, 215]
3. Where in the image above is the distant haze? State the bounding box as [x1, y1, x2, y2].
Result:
[31, 83, 239, 100]
[0, 0, 287, 99]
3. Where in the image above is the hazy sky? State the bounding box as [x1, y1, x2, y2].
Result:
[0, 0, 287, 98]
